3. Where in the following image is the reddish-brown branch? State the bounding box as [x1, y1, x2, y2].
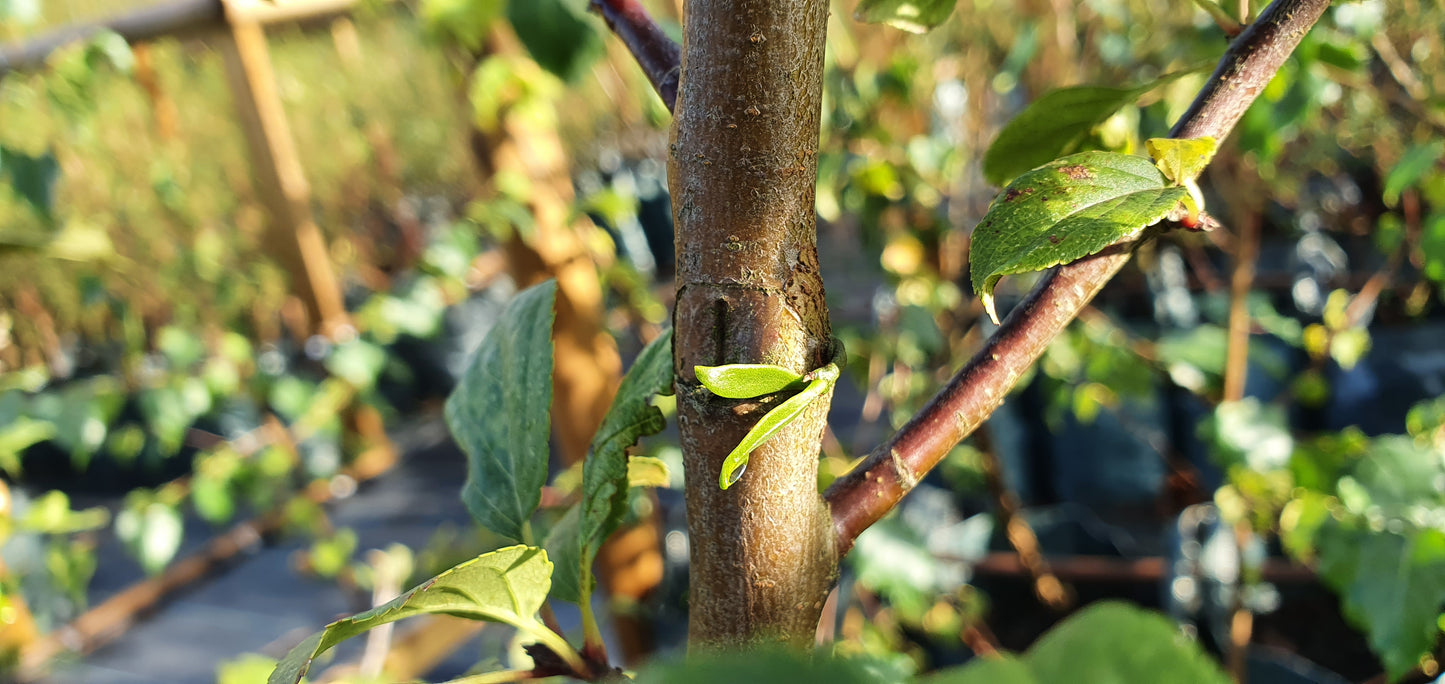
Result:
[824, 0, 1334, 554]
[590, 0, 680, 112]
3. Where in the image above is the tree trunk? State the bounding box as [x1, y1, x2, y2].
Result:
[670, 0, 838, 647]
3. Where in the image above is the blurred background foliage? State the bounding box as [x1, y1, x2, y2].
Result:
[0, 0, 1443, 681]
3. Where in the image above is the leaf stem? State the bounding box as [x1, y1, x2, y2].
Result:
[524, 620, 592, 679]
[578, 565, 608, 660]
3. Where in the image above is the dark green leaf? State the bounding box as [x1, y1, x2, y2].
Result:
[543, 504, 583, 603]
[507, 0, 603, 81]
[1316, 525, 1445, 681]
[982, 86, 1139, 187]
[0, 145, 61, 223]
[1383, 141, 1444, 207]
[445, 280, 556, 542]
[695, 363, 804, 399]
[573, 329, 673, 600]
[969, 151, 1191, 323]
[854, 0, 957, 33]
[268, 545, 556, 684]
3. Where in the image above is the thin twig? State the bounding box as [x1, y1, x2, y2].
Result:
[589, 0, 680, 112]
[1221, 209, 1261, 403]
[825, 0, 1335, 554]
[974, 425, 1072, 611]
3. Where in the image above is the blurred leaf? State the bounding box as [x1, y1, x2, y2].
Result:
[1347, 435, 1445, 512]
[854, 0, 957, 34]
[421, 0, 506, 52]
[325, 339, 388, 390]
[924, 656, 1034, 683]
[0, 145, 60, 223]
[636, 646, 884, 684]
[983, 86, 1137, 187]
[928, 602, 1228, 683]
[0, 416, 54, 477]
[970, 152, 1191, 323]
[1023, 602, 1229, 683]
[1405, 395, 1445, 442]
[1382, 141, 1444, 207]
[157, 326, 206, 369]
[1201, 398, 1294, 472]
[1421, 213, 1445, 288]
[269, 545, 557, 684]
[445, 280, 556, 542]
[849, 516, 944, 616]
[1316, 525, 1445, 681]
[19, 490, 108, 534]
[695, 362, 803, 399]
[507, 0, 603, 81]
[85, 30, 134, 74]
[115, 499, 184, 575]
[309, 529, 358, 579]
[627, 455, 671, 488]
[218, 654, 282, 684]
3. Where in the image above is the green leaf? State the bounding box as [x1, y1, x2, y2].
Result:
[635, 646, 885, 684]
[969, 151, 1191, 323]
[115, 500, 184, 575]
[1316, 525, 1445, 681]
[0, 145, 61, 223]
[853, 0, 957, 33]
[627, 455, 672, 488]
[325, 339, 388, 390]
[1383, 141, 1444, 207]
[1405, 395, 1445, 441]
[718, 363, 839, 489]
[268, 545, 556, 684]
[982, 86, 1139, 187]
[445, 280, 556, 542]
[507, 0, 603, 81]
[570, 329, 674, 600]
[1146, 137, 1218, 185]
[1200, 398, 1294, 472]
[695, 363, 804, 399]
[924, 657, 1035, 683]
[1023, 602, 1229, 684]
[925, 602, 1228, 683]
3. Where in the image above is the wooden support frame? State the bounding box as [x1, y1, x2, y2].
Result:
[214, 0, 350, 337]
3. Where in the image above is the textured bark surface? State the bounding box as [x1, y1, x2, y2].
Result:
[670, 0, 837, 647]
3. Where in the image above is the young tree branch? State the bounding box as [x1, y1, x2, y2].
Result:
[824, 0, 1334, 554]
[589, 0, 681, 112]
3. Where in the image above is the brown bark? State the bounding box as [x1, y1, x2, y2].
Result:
[670, 0, 837, 647]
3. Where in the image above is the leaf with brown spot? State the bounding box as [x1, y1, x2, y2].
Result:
[969, 151, 1193, 324]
